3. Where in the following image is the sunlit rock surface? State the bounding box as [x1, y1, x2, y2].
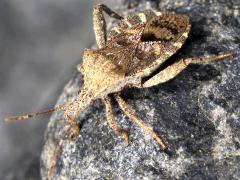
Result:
[41, 1, 240, 179]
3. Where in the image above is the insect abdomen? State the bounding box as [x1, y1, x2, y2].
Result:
[141, 12, 189, 42]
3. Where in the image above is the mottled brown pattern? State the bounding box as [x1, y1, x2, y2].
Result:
[141, 13, 189, 42]
[5, 4, 235, 180]
[82, 48, 125, 94]
[106, 11, 190, 76]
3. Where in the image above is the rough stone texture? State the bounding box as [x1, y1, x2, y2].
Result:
[41, 0, 240, 179]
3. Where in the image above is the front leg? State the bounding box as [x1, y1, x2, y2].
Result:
[48, 115, 80, 179]
[93, 4, 123, 48]
[142, 52, 235, 88]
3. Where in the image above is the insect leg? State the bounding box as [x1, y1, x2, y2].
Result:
[114, 93, 168, 150]
[93, 4, 123, 48]
[65, 115, 81, 139]
[103, 96, 129, 145]
[5, 104, 65, 122]
[142, 52, 235, 88]
[48, 126, 72, 179]
[48, 115, 80, 179]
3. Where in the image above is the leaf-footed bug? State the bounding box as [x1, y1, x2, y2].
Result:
[5, 4, 236, 179]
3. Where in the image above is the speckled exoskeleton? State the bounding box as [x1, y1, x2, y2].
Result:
[5, 4, 235, 179]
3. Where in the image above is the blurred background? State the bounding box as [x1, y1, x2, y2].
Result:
[0, 0, 123, 179]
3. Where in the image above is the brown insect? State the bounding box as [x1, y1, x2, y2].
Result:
[5, 4, 235, 179]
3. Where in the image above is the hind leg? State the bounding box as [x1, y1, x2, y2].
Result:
[142, 52, 235, 88]
[93, 4, 123, 48]
[76, 5, 123, 73]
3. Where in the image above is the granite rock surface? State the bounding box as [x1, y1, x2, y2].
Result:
[41, 0, 240, 179]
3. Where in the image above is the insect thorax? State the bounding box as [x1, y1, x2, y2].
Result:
[82, 49, 126, 95]
[82, 10, 190, 96]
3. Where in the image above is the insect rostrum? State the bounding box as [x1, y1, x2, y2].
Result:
[5, 4, 235, 179]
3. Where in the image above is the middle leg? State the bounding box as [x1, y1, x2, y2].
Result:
[114, 93, 168, 150]
[103, 96, 129, 145]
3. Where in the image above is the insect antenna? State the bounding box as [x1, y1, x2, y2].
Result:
[5, 104, 65, 122]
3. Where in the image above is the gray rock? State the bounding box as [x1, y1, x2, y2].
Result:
[41, 0, 240, 179]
